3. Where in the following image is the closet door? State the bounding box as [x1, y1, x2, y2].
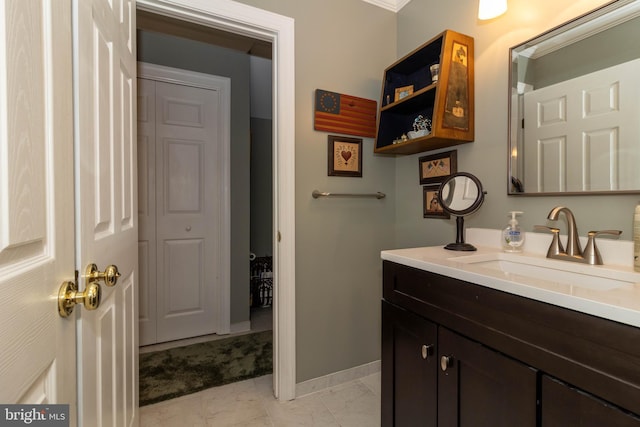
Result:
[138, 75, 229, 345]
[155, 80, 222, 342]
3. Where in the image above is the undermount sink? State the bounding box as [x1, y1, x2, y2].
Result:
[450, 253, 637, 291]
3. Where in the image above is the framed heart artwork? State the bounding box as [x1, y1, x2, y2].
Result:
[327, 135, 362, 177]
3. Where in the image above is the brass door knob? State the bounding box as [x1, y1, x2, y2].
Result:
[58, 280, 101, 318]
[86, 263, 121, 287]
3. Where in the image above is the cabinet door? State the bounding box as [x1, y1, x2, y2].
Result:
[382, 301, 438, 427]
[542, 375, 640, 426]
[438, 327, 537, 427]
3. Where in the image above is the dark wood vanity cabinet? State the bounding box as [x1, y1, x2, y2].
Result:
[381, 260, 640, 427]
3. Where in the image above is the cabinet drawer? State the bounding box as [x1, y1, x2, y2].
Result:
[542, 375, 640, 426]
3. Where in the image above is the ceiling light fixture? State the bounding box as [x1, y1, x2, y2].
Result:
[478, 0, 507, 20]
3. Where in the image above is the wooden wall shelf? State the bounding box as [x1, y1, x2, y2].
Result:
[375, 30, 475, 155]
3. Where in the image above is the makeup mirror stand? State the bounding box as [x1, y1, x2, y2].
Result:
[445, 216, 476, 251]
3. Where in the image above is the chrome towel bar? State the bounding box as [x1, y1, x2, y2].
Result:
[312, 189, 386, 199]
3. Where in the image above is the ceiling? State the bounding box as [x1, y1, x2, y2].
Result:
[361, 0, 413, 12]
[137, 10, 273, 59]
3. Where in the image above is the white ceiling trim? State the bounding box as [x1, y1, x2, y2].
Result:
[361, 0, 413, 13]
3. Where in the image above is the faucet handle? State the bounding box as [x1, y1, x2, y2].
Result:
[534, 225, 560, 233]
[534, 225, 564, 257]
[582, 230, 622, 265]
[588, 230, 622, 238]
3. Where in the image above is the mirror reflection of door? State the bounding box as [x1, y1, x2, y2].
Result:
[523, 59, 640, 192]
[508, 0, 640, 194]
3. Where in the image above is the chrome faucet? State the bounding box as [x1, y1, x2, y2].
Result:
[535, 206, 622, 265]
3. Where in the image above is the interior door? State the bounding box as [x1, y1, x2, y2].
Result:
[74, 0, 138, 425]
[0, 0, 76, 416]
[138, 75, 228, 345]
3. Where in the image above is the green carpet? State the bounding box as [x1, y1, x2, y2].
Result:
[139, 330, 273, 406]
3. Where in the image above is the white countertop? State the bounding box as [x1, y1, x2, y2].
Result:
[381, 228, 640, 328]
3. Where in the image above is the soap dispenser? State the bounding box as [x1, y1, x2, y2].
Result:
[503, 211, 525, 253]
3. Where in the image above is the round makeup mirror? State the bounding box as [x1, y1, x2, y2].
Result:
[438, 172, 485, 251]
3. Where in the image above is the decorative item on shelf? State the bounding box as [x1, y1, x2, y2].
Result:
[392, 133, 409, 144]
[394, 85, 414, 101]
[408, 115, 432, 139]
[443, 42, 470, 130]
[430, 63, 440, 83]
[314, 89, 377, 138]
[419, 149, 457, 185]
[423, 185, 449, 219]
[327, 135, 363, 177]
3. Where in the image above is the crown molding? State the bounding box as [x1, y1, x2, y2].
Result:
[361, 0, 412, 13]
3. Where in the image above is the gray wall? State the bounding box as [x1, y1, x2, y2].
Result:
[394, 0, 639, 250]
[137, 31, 252, 326]
[250, 117, 273, 257]
[235, 0, 397, 383]
[531, 16, 640, 89]
[139, 0, 638, 387]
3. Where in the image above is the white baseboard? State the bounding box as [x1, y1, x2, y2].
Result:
[295, 360, 381, 398]
[230, 320, 251, 334]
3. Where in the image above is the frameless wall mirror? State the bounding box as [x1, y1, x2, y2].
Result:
[438, 172, 485, 251]
[508, 0, 640, 195]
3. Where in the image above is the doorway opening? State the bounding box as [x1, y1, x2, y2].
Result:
[136, 0, 296, 401]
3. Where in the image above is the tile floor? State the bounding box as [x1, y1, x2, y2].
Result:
[139, 372, 381, 427]
[140, 306, 380, 425]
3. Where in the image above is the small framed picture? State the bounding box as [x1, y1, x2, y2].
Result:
[328, 135, 362, 177]
[394, 85, 414, 101]
[423, 185, 449, 219]
[419, 150, 457, 185]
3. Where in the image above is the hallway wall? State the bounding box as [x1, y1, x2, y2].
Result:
[250, 117, 273, 258]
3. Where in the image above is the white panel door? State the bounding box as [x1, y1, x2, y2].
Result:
[0, 0, 76, 415]
[136, 65, 230, 346]
[154, 80, 225, 343]
[75, 0, 138, 425]
[524, 58, 640, 192]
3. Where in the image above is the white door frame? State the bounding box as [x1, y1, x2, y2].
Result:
[136, 0, 296, 400]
